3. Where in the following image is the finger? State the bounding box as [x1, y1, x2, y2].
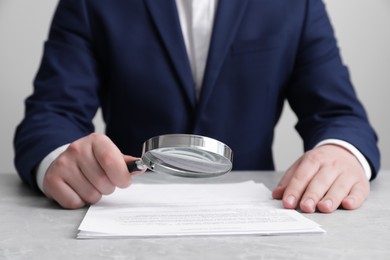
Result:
[65, 135, 116, 195]
[319, 176, 369, 212]
[281, 153, 321, 209]
[50, 151, 103, 205]
[341, 181, 370, 210]
[44, 171, 86, 209]
[299, 166, 339, 213]
[272, 159, 301, 199]
[91, 134, 132, 188]
[79, 161, 116, 195]
[51, 182, 86, 209]
[63, 166, 103, 205]
[77, 149, 116, 195]
[316, 173, 365, 213]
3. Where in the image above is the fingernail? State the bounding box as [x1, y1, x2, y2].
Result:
[305, 198, 315, 210]
[286, 195, 296, 206]
[323, 199, 333, 209]
[346, 197, 355, 206]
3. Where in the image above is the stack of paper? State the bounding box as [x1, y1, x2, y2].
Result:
[77, 181, 325, 238]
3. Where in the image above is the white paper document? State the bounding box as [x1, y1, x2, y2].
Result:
[77, 181, 325, 238]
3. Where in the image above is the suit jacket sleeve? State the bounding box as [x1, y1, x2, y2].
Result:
[13, 0, 100, 189]
[286, 0, 380, 177]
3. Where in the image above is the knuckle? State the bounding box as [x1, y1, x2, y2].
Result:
[99, 151, 117, 167]
[89, 132, 110, 144]
[302, 151, 322, 166]
[335, 181, 349, 193]
[67, 142, 83, 156]
[44, 171, 61, 186]
[290, 172, 311, 186]
[52, 154, 70, 169]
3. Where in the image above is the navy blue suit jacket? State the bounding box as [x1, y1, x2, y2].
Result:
[14, 0, 380, 189]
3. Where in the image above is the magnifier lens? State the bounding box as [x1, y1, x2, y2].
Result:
[143, 147, 232, 177]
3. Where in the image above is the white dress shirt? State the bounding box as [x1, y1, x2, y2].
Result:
[175, 0, 218, 98]
[36, 0, 371, 193]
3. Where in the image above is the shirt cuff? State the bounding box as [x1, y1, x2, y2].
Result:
[315, 139, 372, 180]
[36, 144, 70, 194]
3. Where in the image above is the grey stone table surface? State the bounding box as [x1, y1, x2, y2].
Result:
[1, 170, 389, 260]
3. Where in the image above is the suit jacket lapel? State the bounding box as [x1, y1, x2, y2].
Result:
[144, 0, 196, 107]
[144, 0, 249, 114]
[197, 0, 248, 115]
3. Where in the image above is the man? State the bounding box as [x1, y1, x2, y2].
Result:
[14, 0, 380, 212]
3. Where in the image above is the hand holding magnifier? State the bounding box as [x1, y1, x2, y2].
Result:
[127, 134, 233, 178]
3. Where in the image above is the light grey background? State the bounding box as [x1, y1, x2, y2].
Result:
[1, 0, 389, 174]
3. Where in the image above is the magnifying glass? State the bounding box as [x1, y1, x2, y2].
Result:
[127, 134, 233, 178]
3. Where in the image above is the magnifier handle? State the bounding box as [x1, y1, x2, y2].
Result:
[127, 159, 148, 173]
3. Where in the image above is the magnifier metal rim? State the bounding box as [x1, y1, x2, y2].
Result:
[143, 134, 232, 160]
[140, 134, 233, 177]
